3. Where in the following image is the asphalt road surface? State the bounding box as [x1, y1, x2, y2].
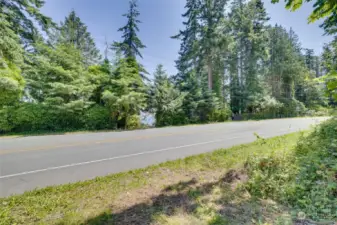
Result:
[0, 117, 327, 197]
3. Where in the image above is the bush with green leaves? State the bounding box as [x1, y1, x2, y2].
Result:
[207, 107, 232, 122]
[82, 105, 115, 130]
[0, 106, 15, 132]
[279, 98, 307, 117]
[126, 114, 141, 129]
[246, 118, 337, 221]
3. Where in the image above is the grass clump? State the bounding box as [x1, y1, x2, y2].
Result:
[246, 118, 337, 222]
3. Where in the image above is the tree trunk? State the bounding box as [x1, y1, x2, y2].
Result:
[208, 61, 213, 90]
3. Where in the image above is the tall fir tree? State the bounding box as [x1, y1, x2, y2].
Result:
[102, 57, 146, 129]
[241, 0, 270, 112]
[112, 0, 146, 59]
[199, 0, 228, 91]
[150, 64, 185, 126]
[0, 14, 25, 106]
[0, 0, 55, 46]
[55, 10, 101, 66]
[24, 42, 95, 114]
[304, 48, 315, 73]
[172, 0, 201, 82]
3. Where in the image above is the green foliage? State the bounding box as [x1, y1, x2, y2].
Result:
[272, 0, 337, 34]
[112, 0, 146, 59]
[243, 96, 284, 119]
[150, 64, 187, 127]
[125, 114, 141, 129]
[246, 118, 337, 221]
[321, 37, 337, 73]
[324, 69, 337, 102]
[54, 10, 101, 65]
[102, 57, 146, 128]
[279, 98, 307, 117]
[295, 78, 327, 108]
[24, 42, 95, 113]
[207, 107, 232, 122]
[0, 0, 332, 134]
[0, 0, 55, 45]
[83, 105, 115, 130]
[11, 103, 52, 132]
[0, 14, 25, 106]
[0, 106, 14, 132]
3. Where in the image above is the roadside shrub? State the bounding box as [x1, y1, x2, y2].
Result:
[83, 105, 115, 130]
[0, 106, 15, 132]
[279, 99, 306, 117]
[246, 151, 298, 201]
[246, 118, 337, 221]
[155, 111, 188, 127]
[207, 107, 232, 122]
[126, 114, 141, 129]
[11, 103, 52, 132]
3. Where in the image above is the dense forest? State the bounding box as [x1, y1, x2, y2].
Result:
[0, 0, 336, 133]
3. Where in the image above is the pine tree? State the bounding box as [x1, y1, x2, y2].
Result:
[198, 0, 228, 91]
[150, 65, 185, 126]
[304, 48, 315, 73]
[56, 10, 101, 66]
[0, 14, 25, 106]
[228, 0, 246, 113]
[172, 0, 201, 82]
[321, 37, 337, 73]
[266, 25, 308, 116]
[112, 0, 146, 59]
[102, 57, 146, 128]
[0, 0, 55, 46]
[227, 0, 269, 113]
[24, 42, 95, 113]
[272, 0, 337, 34]
[242, 0, 270, 112]
[313, 56, 321, 77]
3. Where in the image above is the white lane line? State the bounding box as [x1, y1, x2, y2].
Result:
[0, 137, 240, 179]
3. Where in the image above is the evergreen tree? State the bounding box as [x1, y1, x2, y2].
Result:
[304, 48, 315, 73]
[198, 0, 228, 90]
[0, 0, 55, 46]
[272, 0, 337, 34]
[0, 14, 25, 106]
[112, 0, 145, 59]
[172, 0, 201, 82]
[321, 37, 337, 102]
[102, 57, 146, 129]
[227, 0, 246, 113]
[24, 43, 95, 114]
[150, 65, 185, 126]
[56, 10, 101, 66]
[321, 37, 337, 73]
[227, 0, 269, 113]
[266, 25, 308, 115]
[313, 55, 322, 77]
[242, 0, 270, 112]
[87, 59, 111, 105]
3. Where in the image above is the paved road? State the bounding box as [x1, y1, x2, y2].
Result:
[0, 117, 327, 197]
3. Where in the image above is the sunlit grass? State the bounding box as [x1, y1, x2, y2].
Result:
[0, 132, 304, 225]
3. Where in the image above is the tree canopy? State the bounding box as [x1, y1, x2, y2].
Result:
[0, 0, 333, 133]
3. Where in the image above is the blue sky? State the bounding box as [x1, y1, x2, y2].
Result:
[42, 0, 332, 76]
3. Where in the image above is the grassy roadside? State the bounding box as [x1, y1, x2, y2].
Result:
[0, 132, 305, 225]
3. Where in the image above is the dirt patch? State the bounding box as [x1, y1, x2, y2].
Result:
[84, 169, 251, 225]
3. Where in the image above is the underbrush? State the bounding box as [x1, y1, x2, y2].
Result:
[246, 118, 337, 223]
